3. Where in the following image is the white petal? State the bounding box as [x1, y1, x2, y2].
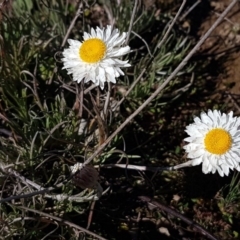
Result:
[202, 159, 211, 174]
[105, 25, 112, 41]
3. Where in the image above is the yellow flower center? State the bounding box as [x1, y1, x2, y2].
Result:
[79, 38, 106, 63]
[204, 128, 232, 155]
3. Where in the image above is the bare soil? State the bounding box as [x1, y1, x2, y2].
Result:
[199, 0, 240, 96]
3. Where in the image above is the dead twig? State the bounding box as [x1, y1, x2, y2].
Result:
[125, 0, 138, 45]
[82, 0, 238, 168]
[13, 204, 107, 240]
[156, 0, 187, 50]
[139, 196, 218, 240]
[61, 1, 83, 48]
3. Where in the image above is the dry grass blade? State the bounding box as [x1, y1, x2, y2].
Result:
[13, 205, 108, 240]
[82, 0, 238, 167]
[139, 196, 218, 240]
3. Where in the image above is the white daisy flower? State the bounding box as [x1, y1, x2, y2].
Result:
[176, 110, 240, 177]
[62, 25, 131, 90]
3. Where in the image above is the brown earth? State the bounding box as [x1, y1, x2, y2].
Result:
[199, 0, 240, 97]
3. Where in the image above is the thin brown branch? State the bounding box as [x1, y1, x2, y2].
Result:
[14, 205, 107, 240]
[116, 68, 146, 108]
[125, 0, 138, 45]
[139, 196, 218, 240]
[61, 1, 83, 48]
[179, 0, 201, 21]
[103, 82, 111, 119]
[86, 200, 96, 229]
[156, 0, 187, 50]
[82, 0, 238, 167]
[20, 70, 44, 111]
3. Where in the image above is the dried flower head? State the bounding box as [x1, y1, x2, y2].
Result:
[70, 163, 99, 189]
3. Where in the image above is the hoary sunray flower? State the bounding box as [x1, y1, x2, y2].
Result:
[176, 110, 240, 177]
[62, 25, 130, 89]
